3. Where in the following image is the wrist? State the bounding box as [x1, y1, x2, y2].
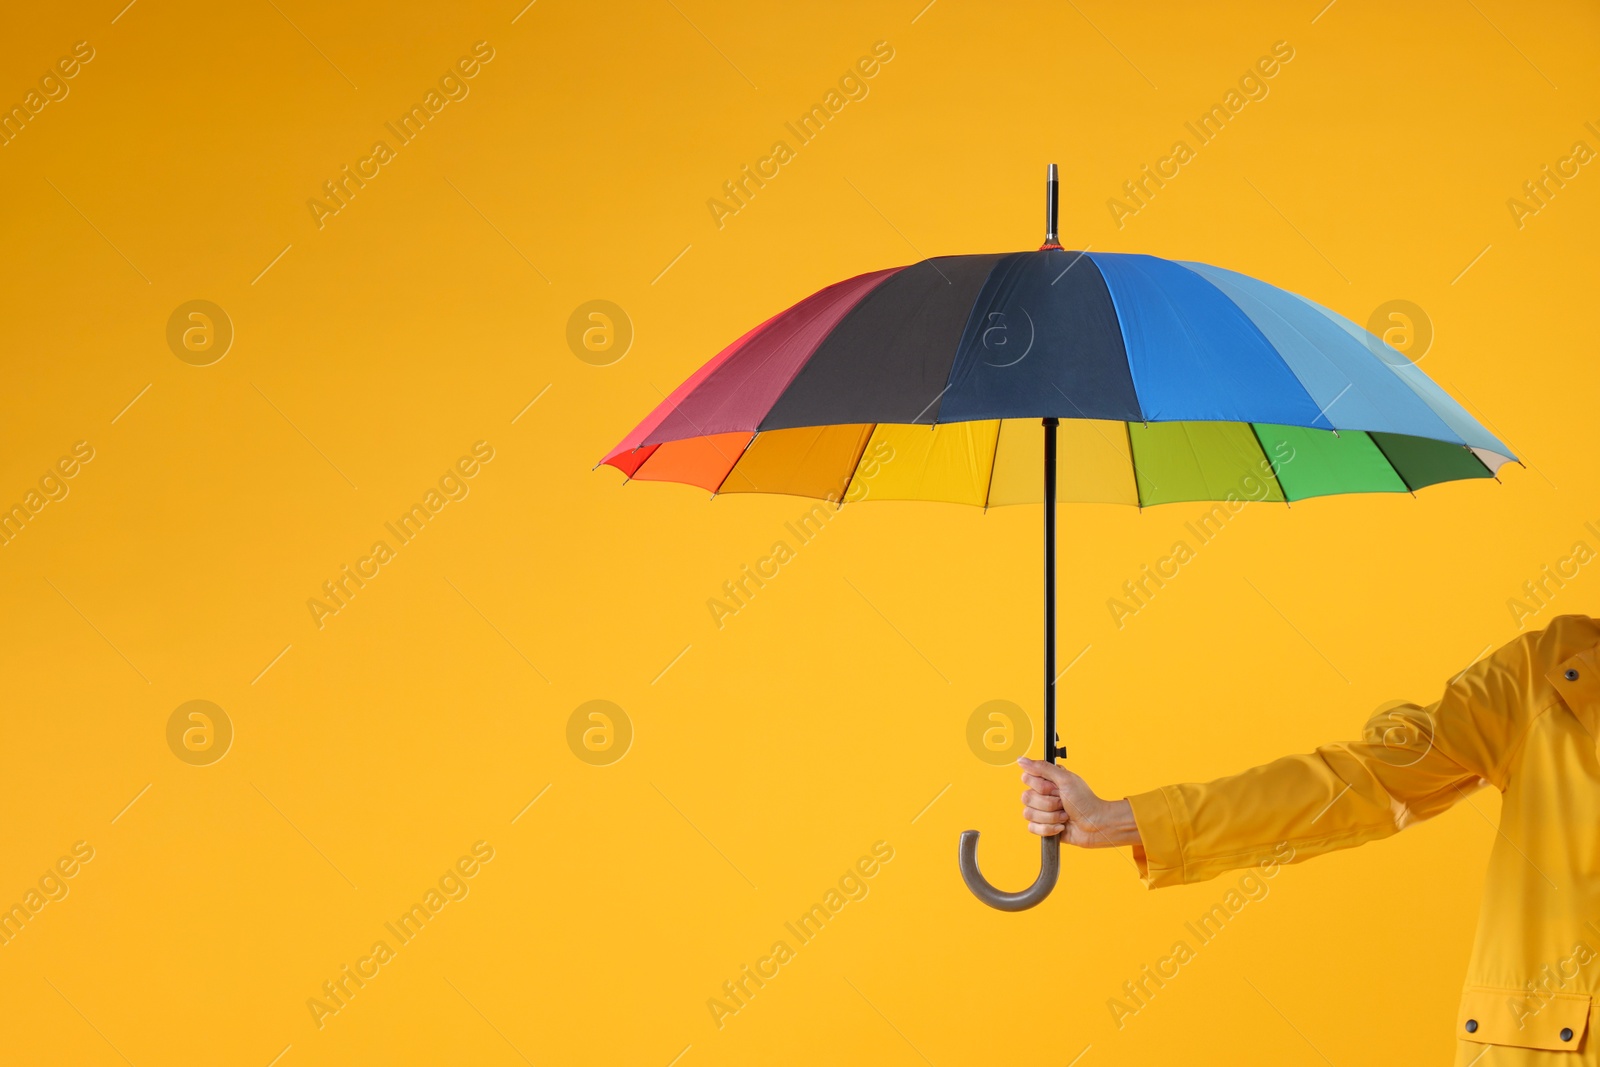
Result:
[1095, 798, 1141, 847]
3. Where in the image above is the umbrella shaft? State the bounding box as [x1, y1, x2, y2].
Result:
[1043, 417, 1058, 765]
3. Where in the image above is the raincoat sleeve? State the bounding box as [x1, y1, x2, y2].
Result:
[1125, 628, 1546, 889]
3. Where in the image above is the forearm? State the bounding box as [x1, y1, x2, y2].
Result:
[1102, 640, 1524, 888]
[1126, 743, 1469, 888]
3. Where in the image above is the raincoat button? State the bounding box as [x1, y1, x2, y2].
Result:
[1465, 1019, 1478, 1033]
[1562, 1028, 1574, 1041]
[1565, 669, 1579, 680]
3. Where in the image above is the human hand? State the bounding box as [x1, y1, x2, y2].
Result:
[1017, 758, 1142, 848]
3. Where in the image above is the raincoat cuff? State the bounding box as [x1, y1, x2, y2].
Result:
[1127, 787, 1185, 888]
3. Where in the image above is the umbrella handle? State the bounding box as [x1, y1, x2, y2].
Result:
[956, 830, 1060, 911]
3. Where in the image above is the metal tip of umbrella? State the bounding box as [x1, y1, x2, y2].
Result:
[1039, 163, 1063, 252]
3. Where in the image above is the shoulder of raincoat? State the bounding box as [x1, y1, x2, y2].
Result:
[1126, 613, 1600, 1062]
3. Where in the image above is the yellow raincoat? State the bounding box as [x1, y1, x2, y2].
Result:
[1127, 614, 1600, 1062]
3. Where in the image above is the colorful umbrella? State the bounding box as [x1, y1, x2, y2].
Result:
[602, 165, 1515, 910]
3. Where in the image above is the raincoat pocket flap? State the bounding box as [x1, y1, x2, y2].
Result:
[1458, 986, 1591, 1051]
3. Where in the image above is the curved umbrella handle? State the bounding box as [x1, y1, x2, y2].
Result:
[957, 830, 1060, 911]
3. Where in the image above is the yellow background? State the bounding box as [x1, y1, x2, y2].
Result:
[1, 1, 1595, 1063]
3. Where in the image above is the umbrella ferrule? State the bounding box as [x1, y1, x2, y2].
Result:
[1040, 163, 1062, 251]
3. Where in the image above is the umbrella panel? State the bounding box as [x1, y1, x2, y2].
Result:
[617, 419, 1491, 507]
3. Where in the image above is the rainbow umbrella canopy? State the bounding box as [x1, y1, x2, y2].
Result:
[601, 165, 1515, 911]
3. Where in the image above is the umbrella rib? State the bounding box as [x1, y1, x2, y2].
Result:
[981, 420, 1003, 511]
[1124, 421, 1142, 509]
[708, 431, 760, 498]
[838, 425, 879, 504]
[628, 443, 667, 482]
[831, 425, 872, 504]
[1365, 432, 1417, 495]
[1245, 423, 1291, 505]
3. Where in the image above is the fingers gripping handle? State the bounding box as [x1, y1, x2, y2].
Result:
[957, 830, 1060, 911]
